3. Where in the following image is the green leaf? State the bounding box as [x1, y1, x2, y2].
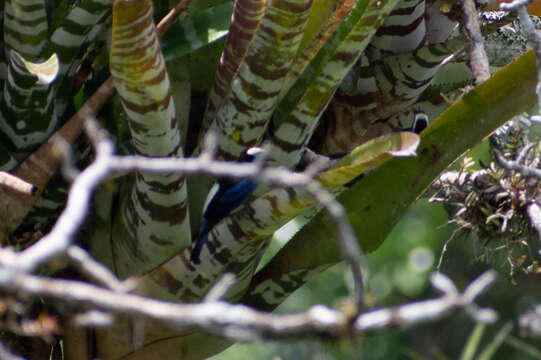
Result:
[244, 50, 538, 311]
[460, 323, 485, 360]
[477, 322, 514, 360]
[162, 2, 233, 61]
[318, 132, 420, 188]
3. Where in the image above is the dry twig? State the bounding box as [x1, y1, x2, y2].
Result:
[462, 0, 491, 84]
[0, 0, 194, 240]
[0, 269, 497, 341]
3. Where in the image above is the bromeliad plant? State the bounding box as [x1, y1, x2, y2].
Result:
[0, 0, 539, 358]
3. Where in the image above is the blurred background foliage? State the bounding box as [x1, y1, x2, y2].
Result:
[213, 138, 541, 359]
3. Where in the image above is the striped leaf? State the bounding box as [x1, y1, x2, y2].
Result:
[206, 0, 313, 160]
[267, 0, 400, 167]
[200, 0, 266, 139]
[108, 0, 190, 277]
[321, 38, 464, 154]
[3, 0, 48, 61]
[47, 0, 113, 77]
[136, 132, 419, 303]
[276, 0, 367, 103]
[242, 49, 539, 311]
[0, 51, 58, 166]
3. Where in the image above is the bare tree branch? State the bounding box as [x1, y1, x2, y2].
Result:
[0, 0, 194, 238]
[66, 246, 136, 293]
[203, 273, 237, 302]
[462, 0, 491, 84]
[0, 172, 36, 196]
[156, 0, 193, 37]
[494, 148, 541, 178]
[501, 0, 541, 120]
[0, 121, 115, 272]
[0, 270, 497, 341]
[0, 121, 364, 310]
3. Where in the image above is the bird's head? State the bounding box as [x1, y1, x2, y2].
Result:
[401, 110, 430, 134]
[239, 147, 266, 163]
[411, 111, 429, 134]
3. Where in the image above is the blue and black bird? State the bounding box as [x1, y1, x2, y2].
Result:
[406, 110, 429, 134]
[190, 147, 265, 264]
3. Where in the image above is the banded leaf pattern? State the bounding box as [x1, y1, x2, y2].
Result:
[109, 0, 190, 277]
[272, 0, 372, 119]
[236, 0, 462, 312]
[138, 186, 323, 303]
[276, 0, 360, 102]
[207, 0, 312, 160]
[267, 0, 400, 167]
[48, 0, 113, 77]
[200, 0, 267, 140]
[137, 133, 419, 302]
[140, 187, 336, 302]
[0, 51, 58, 167]
[321, 43, 463, 152]
[368, 0, 426, 54]
[0, 0, 525, 356]
[319, 0, 460, 153]
[3, 0, 48, 61]
[243, 264, 331, 310]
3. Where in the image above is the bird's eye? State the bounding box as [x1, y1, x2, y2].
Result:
[412, 111, 429, 134]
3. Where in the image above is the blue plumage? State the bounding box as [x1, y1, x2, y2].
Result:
[190, 148, 264, 264]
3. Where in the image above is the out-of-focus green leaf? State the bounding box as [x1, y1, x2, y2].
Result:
[477, 322, 513, 360]
[245, 50, 538, 310]
[460, 324, 485, 360]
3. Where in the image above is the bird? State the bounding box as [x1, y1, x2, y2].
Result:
[407, 111, 429, 134]
[190, 147, 265, 264]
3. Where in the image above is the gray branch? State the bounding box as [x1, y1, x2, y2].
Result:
[1, 119, 364, 308]
[501, 0, 541, 118]
[462, 0, 491, 84]
[0, 270, 497, 341]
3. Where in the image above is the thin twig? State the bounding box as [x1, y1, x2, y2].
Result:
[4, 132, 364, 307]
[304, 180, 365, 309]
[73, 310, 114, 328]
[0, 270, 497, 341]
[495, 149, 541, 178]
[67, 246, 136, 293]
[0, 124, 115, 272]
[501, 0, 541, 119]
[527, 202, 541, 249]
[0, 0, 193, 239]
[462, 0, 491, 84]
[156, 0, 193, 37]
[203, 273, 237, 302]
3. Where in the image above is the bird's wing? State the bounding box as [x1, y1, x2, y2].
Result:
[218, 179, 258, 209]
